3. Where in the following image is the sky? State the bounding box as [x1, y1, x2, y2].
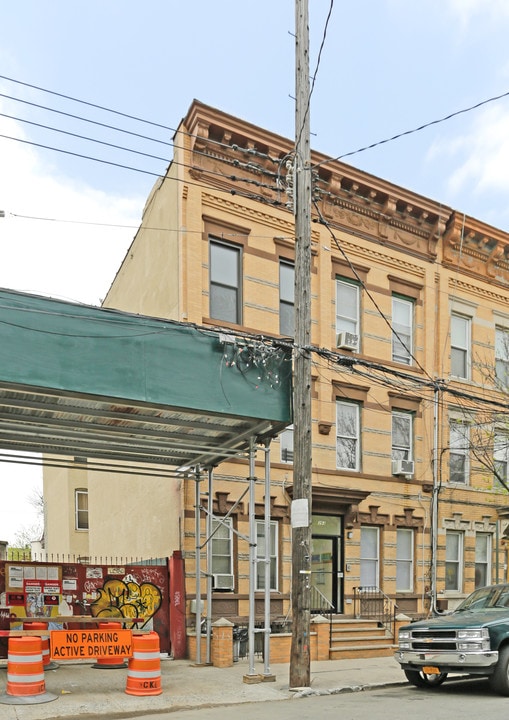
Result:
[2, 0, 509, 543]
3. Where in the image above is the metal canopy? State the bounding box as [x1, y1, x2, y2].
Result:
[0, 289, 292, 473]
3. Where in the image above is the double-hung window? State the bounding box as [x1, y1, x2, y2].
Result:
[256, 520, 278, 591]
[392, 411, 413, 462]
[449, 421, 469, 484]
[445, 530, 463, 591]
[75, 489, 89, 531]
[495, 328, 509, 388]
[209, 239, 241, 324]
[396, 528, 414, 592]
[279, 260, 294, 336]
[336, 400, 360, 471]
[392, 296, 413, 364]
[211, 517, 233, 587]
[360, 526, 379, 587]
[475, 533, 491, 588]
[494, 432, 509, 487]
[451, 314, 470, 379]
[336, 279, 360, 346]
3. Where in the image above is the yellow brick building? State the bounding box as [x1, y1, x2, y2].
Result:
[44, 100, 509, 632]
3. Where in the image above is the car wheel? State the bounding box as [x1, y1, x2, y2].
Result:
[404, 669, 448, 688]
[490, 645, 509, 696]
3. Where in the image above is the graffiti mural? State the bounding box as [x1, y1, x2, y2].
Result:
[90, 575, 162, 627]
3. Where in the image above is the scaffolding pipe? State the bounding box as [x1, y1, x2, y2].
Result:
[263, 438, 272, 678]
[206, 467, 214, 664]
[194, 468, 203, 663]
[431, 384, 440, 614]
[247, 438, 258, 677]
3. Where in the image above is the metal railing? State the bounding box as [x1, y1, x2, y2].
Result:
[310, 584, 334, 647]
[353, 585, 398, 637]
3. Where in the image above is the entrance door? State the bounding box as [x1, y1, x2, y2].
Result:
[311, 515, 343, 613]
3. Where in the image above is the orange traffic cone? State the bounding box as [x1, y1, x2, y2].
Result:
[0, 636, 57, 705]
[23, 621, 58, 670]
[92, 622, 127, 669]
[125, 631, 162, 696]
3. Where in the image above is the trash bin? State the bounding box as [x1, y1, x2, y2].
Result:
[239, 628, 248, 658]
[233, 627, 241, 662]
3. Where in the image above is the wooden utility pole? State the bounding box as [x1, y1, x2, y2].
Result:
[290, 0, 312, 689]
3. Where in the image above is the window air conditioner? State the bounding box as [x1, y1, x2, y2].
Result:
[281, 448, 294, 463]
[336, 331, 359, 351]
[392, 459, 414, 476]
[213, 573, 234, 591]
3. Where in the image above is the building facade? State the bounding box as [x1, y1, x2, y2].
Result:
[44, 100, 509, 628]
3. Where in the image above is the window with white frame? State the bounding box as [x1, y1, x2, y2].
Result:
[494, 432, 509, 487]
[392, 296, 413, 364]
[445, 530, 463, 592]
[209, 239, 241, 324]
[336, 400, 360, 471]
[495, 327, 509, 388]
[451, 314, 470, 379]
[475, 533, 491, 588]
[280, 424, 294, 464]
[256, 520, 278, 591]
[279, 260, 294, 337]
[75, 489, 88, 531]
[211, 517, 233, 581]
[396, 528, 414, 592]
[449, 421, 470, 484]
[360, 526, 379, 587]
[336, 279, 360, 338]
[392, 411, 413, 462]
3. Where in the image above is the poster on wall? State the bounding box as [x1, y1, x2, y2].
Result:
[6, 563, 62, 621]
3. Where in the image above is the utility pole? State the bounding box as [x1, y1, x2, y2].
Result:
[290, 0, 312, 689]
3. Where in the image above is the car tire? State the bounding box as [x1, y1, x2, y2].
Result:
[404, 669, 448, 688]
[490, 645, 509, 696]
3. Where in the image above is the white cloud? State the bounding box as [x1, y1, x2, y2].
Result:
[0, 110, 143, 305]
[0, 107, 145, 545]
[428, 104, 509, 201]
[446, 0, 509, 23]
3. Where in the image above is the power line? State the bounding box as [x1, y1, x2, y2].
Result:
[313, 88, 509, 169]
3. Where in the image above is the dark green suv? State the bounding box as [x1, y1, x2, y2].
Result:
[395, 584, 509, 695]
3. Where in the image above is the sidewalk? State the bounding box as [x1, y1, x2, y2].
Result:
[0, 654, 407, 719]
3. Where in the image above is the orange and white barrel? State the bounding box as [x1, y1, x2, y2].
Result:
[125, 631, 162, 696]
[23, 621, 57, 670]
[0, 636, 57, 705]
[92, 621, 127, 669]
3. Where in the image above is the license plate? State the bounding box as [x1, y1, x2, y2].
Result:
[422, 666, 440, 674]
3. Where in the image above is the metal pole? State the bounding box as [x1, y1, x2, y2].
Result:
[194, 468, 203, 663]
[431, 384, 439, 614]
[206, 467, 214, 664]
[290, 0, 312, 688]
[247, 437, 258, 678]
[263, 439, 274, 678]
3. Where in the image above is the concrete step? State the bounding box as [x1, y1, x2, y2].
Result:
[331, 626, 389, 641]
[329, 643, 395, 660]
[331, 634, 392, 649]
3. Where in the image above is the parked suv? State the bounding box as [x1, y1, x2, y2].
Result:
[395, 584, 509, 695]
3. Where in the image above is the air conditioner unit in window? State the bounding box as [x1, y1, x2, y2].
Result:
[281, 448, 294, 463]
[392, 459, 414, 476]
[213, 573, 234, 591]
[336, 331, 359, 351]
